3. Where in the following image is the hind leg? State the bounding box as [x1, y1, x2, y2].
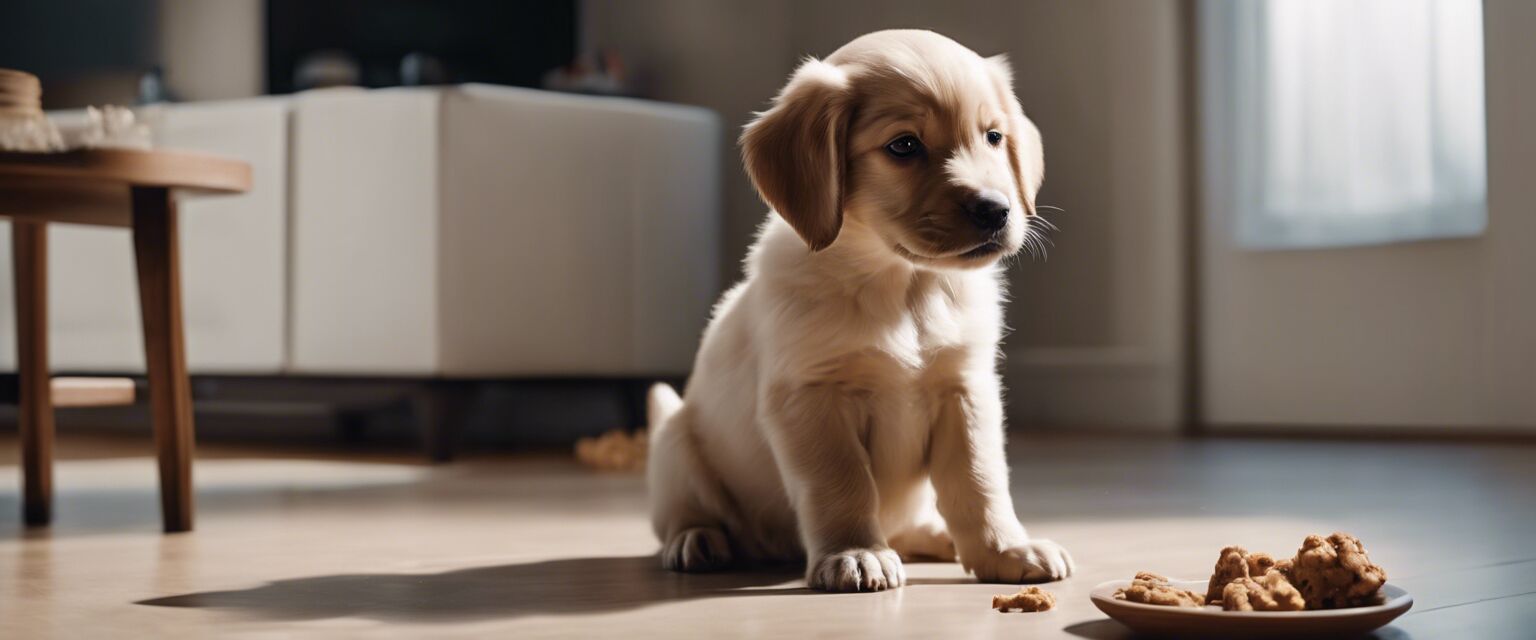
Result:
[661, 526, 733, 572]
[648, 409, 736, 572]
[890, 520, 956, 562]
[888, 488, 957, 562]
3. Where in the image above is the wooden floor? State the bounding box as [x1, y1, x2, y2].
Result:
[1, 432, 1533, 639]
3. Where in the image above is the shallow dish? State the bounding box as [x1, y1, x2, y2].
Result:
[1089, 578, 1411, 639]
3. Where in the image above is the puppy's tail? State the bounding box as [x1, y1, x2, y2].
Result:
[647, 382, 684, 433]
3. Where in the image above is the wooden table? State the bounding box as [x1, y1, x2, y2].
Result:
[0, 148, 251, 532]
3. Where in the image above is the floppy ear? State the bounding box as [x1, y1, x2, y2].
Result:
[740, 58, 853, 251]
[985, 55, 1044, 215]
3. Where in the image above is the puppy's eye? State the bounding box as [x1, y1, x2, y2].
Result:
[986, 130, 1004, 146]
[885, 135, 923, 158]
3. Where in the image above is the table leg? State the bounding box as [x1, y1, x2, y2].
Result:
[131, 187, 195, 533]
[13, 221, 53, 527]
[412, 382, 471, 463]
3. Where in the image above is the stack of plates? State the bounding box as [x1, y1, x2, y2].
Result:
[0, 68, 64, 151]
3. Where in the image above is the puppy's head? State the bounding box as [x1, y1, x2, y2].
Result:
[741, 30, 1044, 269]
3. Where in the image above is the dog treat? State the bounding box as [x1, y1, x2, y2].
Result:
[1115, 572, 1208, 608]
[1205, 546, 1278, 604]
[1273, 557, 1294, 576]
[1287, 532, 1388, 609]
[992, 585, 1056, 613]
[1221, 571, 1306, 612]
[574, 428, 648, 472]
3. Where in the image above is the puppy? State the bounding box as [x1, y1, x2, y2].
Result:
[647, 29, 1073, 592]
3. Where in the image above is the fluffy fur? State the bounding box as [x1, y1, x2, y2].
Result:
[648, 30, 1073, 592]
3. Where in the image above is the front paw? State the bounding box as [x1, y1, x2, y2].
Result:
[968, 538, 1074, 583]
[807, 548, 906, 592]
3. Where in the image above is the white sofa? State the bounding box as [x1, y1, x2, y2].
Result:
[4, 86, 721, 380]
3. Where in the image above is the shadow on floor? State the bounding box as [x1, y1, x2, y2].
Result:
[137, 555, 808, 622]
[1061, 619, 1137, 639]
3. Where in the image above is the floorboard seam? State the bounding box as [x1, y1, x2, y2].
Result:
[1394, 556, 1536, 581]
[1406, 590, 1536, 616]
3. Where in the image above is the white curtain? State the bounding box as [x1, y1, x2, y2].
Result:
[1202, 0, 1487, 249]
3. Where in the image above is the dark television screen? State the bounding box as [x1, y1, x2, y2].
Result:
[266, 0, 577, 94]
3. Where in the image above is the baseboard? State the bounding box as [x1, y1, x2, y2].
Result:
[1206, 422, 1536, 441]
[1003, 347, 1184, 432]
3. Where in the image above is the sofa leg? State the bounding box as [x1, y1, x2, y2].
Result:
[412, 383, 470, 463]
[334, 408, 371, 445]
[622, 379, 650, 429]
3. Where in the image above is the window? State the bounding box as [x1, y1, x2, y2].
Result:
[1201, 0, 1487, 249]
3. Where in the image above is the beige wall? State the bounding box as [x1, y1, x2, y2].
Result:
[584, 0, 1190, 429]
[156, 0, 265, 101]
[582, 0, 793, 283]
[1201, 0, 1536, 432]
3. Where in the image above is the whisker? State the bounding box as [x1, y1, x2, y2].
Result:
[1030, 226, 1052, 261]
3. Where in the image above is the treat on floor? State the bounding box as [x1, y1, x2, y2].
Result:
[992, 585, 1056, 613]
[1287, 532, 1388, 609]
[574, 428, 648, 472]
[1221, 570, 1306, 612]
[1205, 545, 1278, 603]
[1115, 571, 1208, 608]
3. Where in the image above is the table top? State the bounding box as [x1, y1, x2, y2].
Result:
[0, 148, 251, 193]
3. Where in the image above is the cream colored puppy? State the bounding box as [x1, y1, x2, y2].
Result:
[647, 30, 1073, 592]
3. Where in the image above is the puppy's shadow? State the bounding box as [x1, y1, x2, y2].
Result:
[138, 555, 807, 623]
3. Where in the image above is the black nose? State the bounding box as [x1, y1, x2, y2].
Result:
[965, 191, 1010, 232]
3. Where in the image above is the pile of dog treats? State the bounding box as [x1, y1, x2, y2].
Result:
[1116, 532, 1388, 612]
